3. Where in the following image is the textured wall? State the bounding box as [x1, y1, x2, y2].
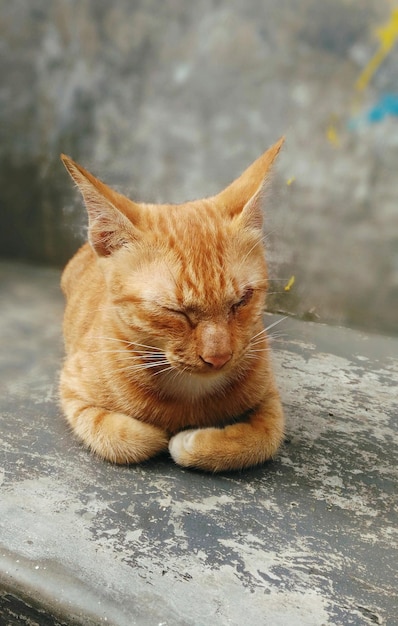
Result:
[1, 0, 397, 334]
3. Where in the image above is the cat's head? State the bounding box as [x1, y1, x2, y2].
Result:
[61, 139, 284, 385]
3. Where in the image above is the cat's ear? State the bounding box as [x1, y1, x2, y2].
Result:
[61, 154, 139, 257]
[215, 137, 285, 230]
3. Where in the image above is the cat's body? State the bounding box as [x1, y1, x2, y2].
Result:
[60, 139, 285, 471]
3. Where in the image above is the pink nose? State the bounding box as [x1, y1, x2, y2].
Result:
[200, 353, 232, 370]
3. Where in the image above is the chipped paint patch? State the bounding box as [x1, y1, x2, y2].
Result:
[1, 261, 397, 625]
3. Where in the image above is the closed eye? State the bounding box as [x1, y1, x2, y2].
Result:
[163, 307, 193, 324]
[163, 307, 186, 317]
[231, 287, 254, 313]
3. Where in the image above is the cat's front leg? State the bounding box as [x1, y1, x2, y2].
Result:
[169, 392, 284, 472]
[60, 381, 169, 464]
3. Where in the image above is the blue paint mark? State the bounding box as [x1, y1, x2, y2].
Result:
[366, 93, 398, 123]
[348, 93, 398, 130]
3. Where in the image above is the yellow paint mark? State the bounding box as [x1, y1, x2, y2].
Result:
[284, 275, 295, 292]
[326, 124, 341, 147]
[355, 8, 398, 92]
[286, 176, 296, 186]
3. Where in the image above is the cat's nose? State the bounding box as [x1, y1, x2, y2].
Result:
[200, 352, 232, 370]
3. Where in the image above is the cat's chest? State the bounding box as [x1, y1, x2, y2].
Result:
[116, 370, 245, 432]
[162, 370, 228, 400]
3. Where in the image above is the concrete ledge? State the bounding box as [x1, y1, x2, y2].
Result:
[0, 262, 397, 626]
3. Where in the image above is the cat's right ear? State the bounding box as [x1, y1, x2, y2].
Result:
[61, 155, 138, 257]
[214, 137, 284, 230]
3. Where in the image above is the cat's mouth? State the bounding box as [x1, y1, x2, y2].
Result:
[160, 356, 234, 398]
[168, 357, 233, 377]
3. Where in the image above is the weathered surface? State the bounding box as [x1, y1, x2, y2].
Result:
[1, 1, 398, 334]
[0, 262, 397, 625]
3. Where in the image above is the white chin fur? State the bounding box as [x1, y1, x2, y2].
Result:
[162, 368, 228, 399]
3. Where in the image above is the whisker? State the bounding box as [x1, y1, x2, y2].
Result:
[123, 360, 170, 371]
[91, 336, 133, 345]
[117, 364, 170, 377]
[168, 366, 186, 385]
[247, 347, 270, 353]
[153, 365, 176, 377]
[250, 331, 286, 346]
[264, 316, 288, 332]
[244, 353, 259, 361]
[92, 349, 164, 357]
[241, 279, 269, 288]
[250, 326, 270, 342]
[91, 336, 164, 352]
[126, 341, 164, 352]
[236, 236, 265, 271]
[249, 316, 287, 345]
[268, 331, 286, 340]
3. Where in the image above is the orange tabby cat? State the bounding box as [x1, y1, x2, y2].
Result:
[60, 138, 285, 471]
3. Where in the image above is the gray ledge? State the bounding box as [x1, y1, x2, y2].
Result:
[0, 261, 397, 626]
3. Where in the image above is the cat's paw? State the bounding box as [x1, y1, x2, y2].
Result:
[169, 417, 283, 472]
[169, 427, 226, 471]
[169, 429, 200, 467]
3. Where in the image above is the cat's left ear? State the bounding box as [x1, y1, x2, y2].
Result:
[61, 154, 140, 257]
[215, 136, 285, 230]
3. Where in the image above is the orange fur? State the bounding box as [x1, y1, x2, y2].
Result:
[59, 138, 285, 471]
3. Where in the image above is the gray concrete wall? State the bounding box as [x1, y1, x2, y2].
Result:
[1, 0, 397, 335]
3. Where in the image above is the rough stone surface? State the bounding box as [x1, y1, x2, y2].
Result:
[1, 262, 397, 625]
[1, 0, 397, 334]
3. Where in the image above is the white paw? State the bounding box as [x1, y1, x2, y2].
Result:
[169, 430, 198, 465]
